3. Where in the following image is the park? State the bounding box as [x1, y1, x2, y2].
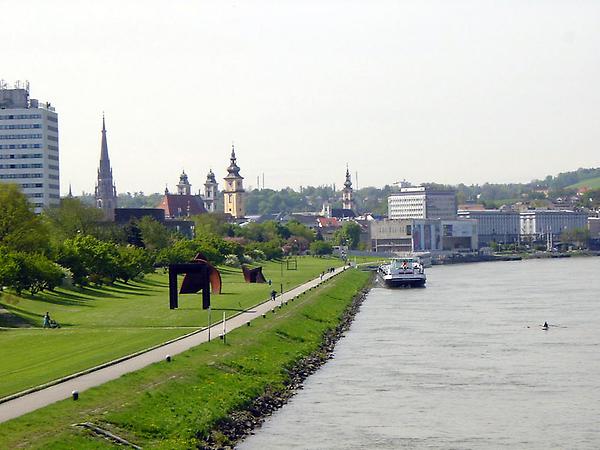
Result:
[0, 257, 344, 400]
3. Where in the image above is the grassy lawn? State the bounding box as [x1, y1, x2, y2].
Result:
[0, 257, 342, 399]
[567, 176, 600, 190]
[0, 268, 370, 449]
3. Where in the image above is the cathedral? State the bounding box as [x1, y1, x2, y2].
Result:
[94, 115, 117, 221]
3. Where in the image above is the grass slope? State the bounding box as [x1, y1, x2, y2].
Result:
[0, 257, 342, 398]
[567, 176, 600, 190]
[0, 269, 370, 449]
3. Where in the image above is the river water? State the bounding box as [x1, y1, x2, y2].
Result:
[238, 258, 600, 449]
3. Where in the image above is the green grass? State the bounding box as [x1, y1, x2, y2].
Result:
[0, 257, 342, 399]
[567, 176, 600, 190]
[0, 269, 370, 449]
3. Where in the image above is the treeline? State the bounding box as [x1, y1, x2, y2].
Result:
[0, 184, 346, 296]
[78, 166, 600, 215]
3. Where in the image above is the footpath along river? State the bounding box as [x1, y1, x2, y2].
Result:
[238, 257, 600, 449]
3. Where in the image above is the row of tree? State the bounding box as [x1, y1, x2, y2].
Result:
[0, 183, 345, 296]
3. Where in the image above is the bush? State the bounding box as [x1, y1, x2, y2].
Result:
[309, 241, 333, 256]
[224, 254, 241, 267]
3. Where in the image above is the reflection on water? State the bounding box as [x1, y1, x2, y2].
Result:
[239, 258, 600, 449]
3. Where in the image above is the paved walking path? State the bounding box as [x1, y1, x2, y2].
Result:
[0, 267, 346, 424]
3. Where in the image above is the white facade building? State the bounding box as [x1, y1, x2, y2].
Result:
[0, 84, 59, 213]
[388, 187, 456, 220]
[458, 209, 520, 246]
[520, 210, 589, 239]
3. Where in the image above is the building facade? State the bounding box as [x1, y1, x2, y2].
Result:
[458, 209, 520, 247]
[0, 83, 59, 213]
[94, 116, 117, 220]
[204, 169, 218, 212]
[520, 210, 589, 240]
[388, 187, 456, 220]
[370, 218, 476, 253]
[223, 144, 245, 218]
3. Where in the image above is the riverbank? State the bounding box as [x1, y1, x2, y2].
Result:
[0, 269, 371, 449]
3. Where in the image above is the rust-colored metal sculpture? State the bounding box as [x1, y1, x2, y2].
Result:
[169, 253, 222, 310]
[242, 265, 267, 283]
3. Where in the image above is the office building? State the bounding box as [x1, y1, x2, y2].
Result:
[0, 82, 59, 213]
[388, 187, 456, 220]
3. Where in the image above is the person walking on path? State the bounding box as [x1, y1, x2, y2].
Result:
[270, 290, 277, 301]
[43, 312, 51, 328]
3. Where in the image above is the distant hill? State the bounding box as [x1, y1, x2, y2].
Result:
[567, 176, 600, 190]
[537, 167, 600, 190]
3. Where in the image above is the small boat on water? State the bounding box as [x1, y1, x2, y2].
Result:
[377, 257, 426, 288]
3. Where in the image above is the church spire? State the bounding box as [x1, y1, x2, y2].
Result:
[95, 114, 117, 220]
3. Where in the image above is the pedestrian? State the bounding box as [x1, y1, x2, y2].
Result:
[43, 312, 51, 328]
[271, 289, 277, 301]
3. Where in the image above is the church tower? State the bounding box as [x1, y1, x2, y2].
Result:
[204, 169, 218, 212]
[223, 144, 245, 218]
[94, 115, 117, 221]
[342, 165, 354, 211]
[177, 170, 192, 195]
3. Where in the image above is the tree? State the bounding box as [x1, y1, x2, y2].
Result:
[0, 183, 50, 253]
[138, 216, 172, 251]
[309, 241, 333, 256]
[333, 222, 362, 249]
[43, 198, 104, 241]
[116, 245, 154, 283]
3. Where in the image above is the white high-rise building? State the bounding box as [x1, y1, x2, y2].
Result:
[0, 82, 59, 213]
[388, 186, 456, 220]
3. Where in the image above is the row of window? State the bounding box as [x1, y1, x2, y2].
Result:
[48, 125, 59, 132]
[0, 173, 43, 179]
[47, 115, 58, 123]
[0, 114, 42, 120]
[49, 164, 59, 170]
[0, 134, 42, 140]
[27, 193, 44, 198]
[21, 183, 43, 188]
[48, 154, 59, 161]
[0, 124, 42, 130]
[0, 143, 42, 149]
[49, 193, 60, 199]
[0, 154, 43, 160]
[49, 184, 59, 189]
[0, 163, 43, 169]
[47, 135, 58, 142]
[49, 174, 59, 180]
[48, 144, 58, 151]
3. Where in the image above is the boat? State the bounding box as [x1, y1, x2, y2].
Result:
[377, 257, 426, 288]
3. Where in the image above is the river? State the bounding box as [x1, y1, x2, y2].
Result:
[238, 257, 600, 449]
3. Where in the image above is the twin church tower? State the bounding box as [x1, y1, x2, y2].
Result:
[94, 117, 246, 220]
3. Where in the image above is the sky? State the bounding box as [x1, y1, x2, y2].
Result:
[2, 0, 599, 195]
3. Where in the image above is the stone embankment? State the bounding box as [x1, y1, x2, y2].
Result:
[200, 281, 372, 450]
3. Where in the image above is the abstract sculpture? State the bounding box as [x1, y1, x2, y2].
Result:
[168, 253, 222, 309]
[242, 265, 267, 283]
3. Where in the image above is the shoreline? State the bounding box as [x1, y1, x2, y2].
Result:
[201, 276, 374, 450]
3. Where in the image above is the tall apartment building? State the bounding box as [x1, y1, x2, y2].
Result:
[388, 186, 456, 220]
[0, 82, 59, 213]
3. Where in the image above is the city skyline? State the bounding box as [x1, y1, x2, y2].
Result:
[3, 0, 600, 195]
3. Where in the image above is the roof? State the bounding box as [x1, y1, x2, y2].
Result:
[157, 194, 207, 218]
[331, 208, 356, 218]
[317, 217, 341, 228]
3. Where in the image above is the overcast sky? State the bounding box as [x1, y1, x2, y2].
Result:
[2, 0, 599, 195]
